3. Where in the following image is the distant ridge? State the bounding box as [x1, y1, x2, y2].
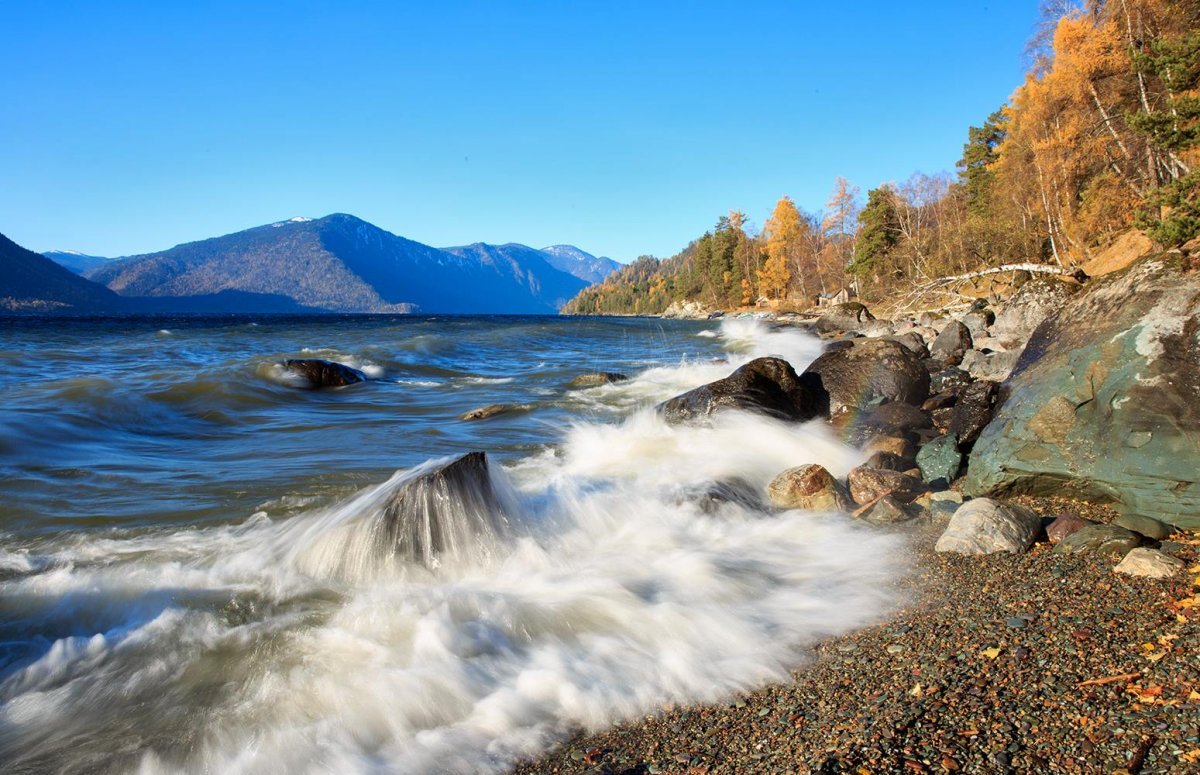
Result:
[80, 214, 608, 314]
[42, 250, 114, 276]
[539, 245, 621, 285]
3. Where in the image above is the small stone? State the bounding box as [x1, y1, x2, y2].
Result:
[1045, 513, 1094, 544]
[930, 490, 964, 504]
[847, 465, 928, 505]
[1005, 616, 1027, 629]
[569, 372, 628, 388]
[460, 403, 524, 421]
[1114, 547, 1185, 578]
[854, 495, 919, 525]
[1053, 524, 1141, 557]
[916, 434, 963, 485]
[1113, 513, 1173, 540]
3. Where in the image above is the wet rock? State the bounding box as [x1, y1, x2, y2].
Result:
[854, 495, 919, 525]
[839, 402, 931, 445]
[767, 465, 853, 512]
[1045, 514, 1095, 545]
[1114, 547, 1185, 578]
[684, 479, 765, 514]
[965, 256, 1200, 529]
[930, 321, 973, 366]
[1053, 524, 1141, 558]
[283, 358, 367, 388]
[991, 277, 1077, 349]
[863, 435, 917, 461]
[847, 465, 928, 505]
[929, 367, 973, 396]
[814, 302, 875, 334]
[949, 380, 999, 447]
[382, 452, 510, 569]
[1112, 513, 1173, 541]
[934, 498, 1041, 555]
[916, 434, 962, 485]
[569, 372, 628, 388]
[959, 349, 1019, 382]
[801, 339, 930, 416]
[922, 393, 957, 412]
[460, 403, 525, 421]
[865, 450, 915, 472]
[658, 357, 822, 424]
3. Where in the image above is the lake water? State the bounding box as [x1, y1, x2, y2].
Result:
[0, 314, 905, 774]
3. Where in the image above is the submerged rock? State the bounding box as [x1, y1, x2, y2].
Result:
[658, 356, 822, 424]
[381, 452, 511, 569]
[282, 358, 368, 388]
[767, 464, 854, 512]
[568, 372, 628, 388]
[854, 495, 919, 525]
[683, 479, 766, 514]
[934, 498, 1041, 555]
[460, 404, 526, 421]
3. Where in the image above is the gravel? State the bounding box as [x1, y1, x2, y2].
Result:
[511, 500, 1200, 774]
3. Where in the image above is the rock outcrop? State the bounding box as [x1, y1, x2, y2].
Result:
[964, 256, 1200, 529]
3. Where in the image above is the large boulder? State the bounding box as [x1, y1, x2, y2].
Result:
[381, 452, 511, 569]
[814, 302, 875, 334]
[949, 380, 999, 447]
[934, 498, 1041, 555]
[800, 339, 930, 417]
[991, 277, 1077, 349]
[964, 256, 1200, 529]
[283, 358, 367, 388]
[767, 465, 854, 512]
[930, 321, 973, 366]
[658, 357, 822, 424]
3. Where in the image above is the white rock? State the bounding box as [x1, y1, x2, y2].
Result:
[1113, 547, 1185, 579]
[935, 498, 1041, 555]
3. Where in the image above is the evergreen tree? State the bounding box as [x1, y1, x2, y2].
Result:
[851, 186, 900, 282]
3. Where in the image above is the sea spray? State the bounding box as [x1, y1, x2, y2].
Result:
[0, 315, 909, 774]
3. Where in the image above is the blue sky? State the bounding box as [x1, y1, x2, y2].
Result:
[2, 1, 1038, 261]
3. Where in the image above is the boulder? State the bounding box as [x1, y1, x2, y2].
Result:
[767, 465, 854, 512]
[1114, 548, 1185, 579]
[889, 331, 929, 357]
[929, 367, 973, 396]
[930, 321, 973, 366]
[916, 434, 962, 485]
[961, 309, 995, 339]
[863, 435, 917, 461]
[847, 465, 928, 505]
[964, 256, 1200, 529]
[814, 302, 876, 334]
[1112, 513, 1173, 541]
[934, 498, 1041, 555]
[839, 402, 931, 445]
[658, 357, 822, 424]
[991, 277, 1077, 349]
[1053, 524, 1141, 558]
[282, 358, 368, 388]
[382, 452, 510, 569]
[959, 349, 1019, 382]
[1046, 514, 1095, 545]
[801, 339, 930, 416]
[949, 380, 999, 447]
[569, 372, 628, 388]
[865, 450, 916, 472]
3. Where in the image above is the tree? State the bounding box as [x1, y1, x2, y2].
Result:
[851, 186, 900, 285]
[822, 177, 861, 282]
[761, 196, 803, 300]
[957, 110, 1007, 218]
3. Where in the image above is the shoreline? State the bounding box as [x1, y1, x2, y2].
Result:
[513, 499, 1199, 774]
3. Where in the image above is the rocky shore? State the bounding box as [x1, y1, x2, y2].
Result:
[514, 249, 1200, 773]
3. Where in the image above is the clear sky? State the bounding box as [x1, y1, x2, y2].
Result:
[2, 1, 1039, 261]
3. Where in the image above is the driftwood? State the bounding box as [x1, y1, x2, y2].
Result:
[922, 263, 1089, 287]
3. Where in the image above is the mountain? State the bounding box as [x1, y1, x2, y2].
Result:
[439, 242, 591, 311]
[1, 232, 124, 313]
[42, 250, 115, 275]
[86, 214, 589, 314]
[539, 245, 622, 285]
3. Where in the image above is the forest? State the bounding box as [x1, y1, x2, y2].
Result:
[563, 0, 1200, 315]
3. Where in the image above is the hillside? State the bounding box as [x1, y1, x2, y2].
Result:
[0, 232, 124, 313]
[439, 242, 590, 311]
[87, 214, 591, 314]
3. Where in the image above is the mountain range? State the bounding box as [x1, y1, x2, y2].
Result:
[1, 214, 620, 315]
